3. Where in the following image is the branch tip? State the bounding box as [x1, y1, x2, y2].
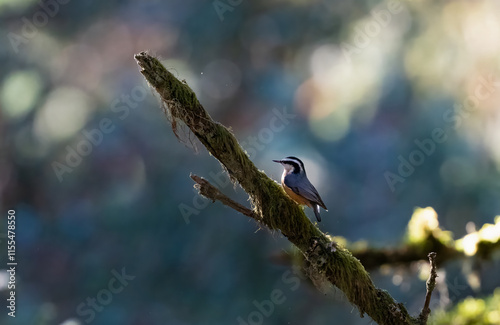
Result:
[419, 252, 438, 324]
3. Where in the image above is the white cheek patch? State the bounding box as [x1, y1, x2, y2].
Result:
[283, 164, 294, 174]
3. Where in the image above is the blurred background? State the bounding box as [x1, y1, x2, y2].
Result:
[1, 0, 500, 324]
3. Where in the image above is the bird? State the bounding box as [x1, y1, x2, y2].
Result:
[273, 156, 327, 222]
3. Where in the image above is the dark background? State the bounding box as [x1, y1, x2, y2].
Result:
[1, 0, 500, 324]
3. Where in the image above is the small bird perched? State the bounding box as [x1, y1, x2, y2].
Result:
[273, 156, 328, 222]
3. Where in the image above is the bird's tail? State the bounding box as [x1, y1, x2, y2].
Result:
[313, 204, 321, 222]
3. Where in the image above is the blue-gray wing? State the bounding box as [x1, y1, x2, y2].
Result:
[284, 175, 327, 210]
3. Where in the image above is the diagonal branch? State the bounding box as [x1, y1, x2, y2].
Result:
[135, 51, 434, 325]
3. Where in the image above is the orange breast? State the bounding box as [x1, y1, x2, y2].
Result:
[281, 174, 311, 207]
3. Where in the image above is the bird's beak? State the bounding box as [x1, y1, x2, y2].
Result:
[272, 159, 281, 163]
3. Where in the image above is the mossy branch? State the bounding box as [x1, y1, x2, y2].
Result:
[350, 236, 456, 270]
[348, 211, 500, 270]
[135, 51, 435, 325]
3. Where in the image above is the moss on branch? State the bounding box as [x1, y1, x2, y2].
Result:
[134, 51, 435, 325]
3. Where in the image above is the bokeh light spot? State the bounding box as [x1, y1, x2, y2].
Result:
[1, 70, 42, 120]
[309, 111, 350, 142]
[0, 0, 37, 12]
[33, 87, 93, 145]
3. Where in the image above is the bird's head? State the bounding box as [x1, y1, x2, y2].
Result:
[272, 156, 305, 174]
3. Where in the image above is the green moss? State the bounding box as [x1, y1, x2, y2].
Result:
[147, 56, 200, 109]
[317, 246, 417, 324]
